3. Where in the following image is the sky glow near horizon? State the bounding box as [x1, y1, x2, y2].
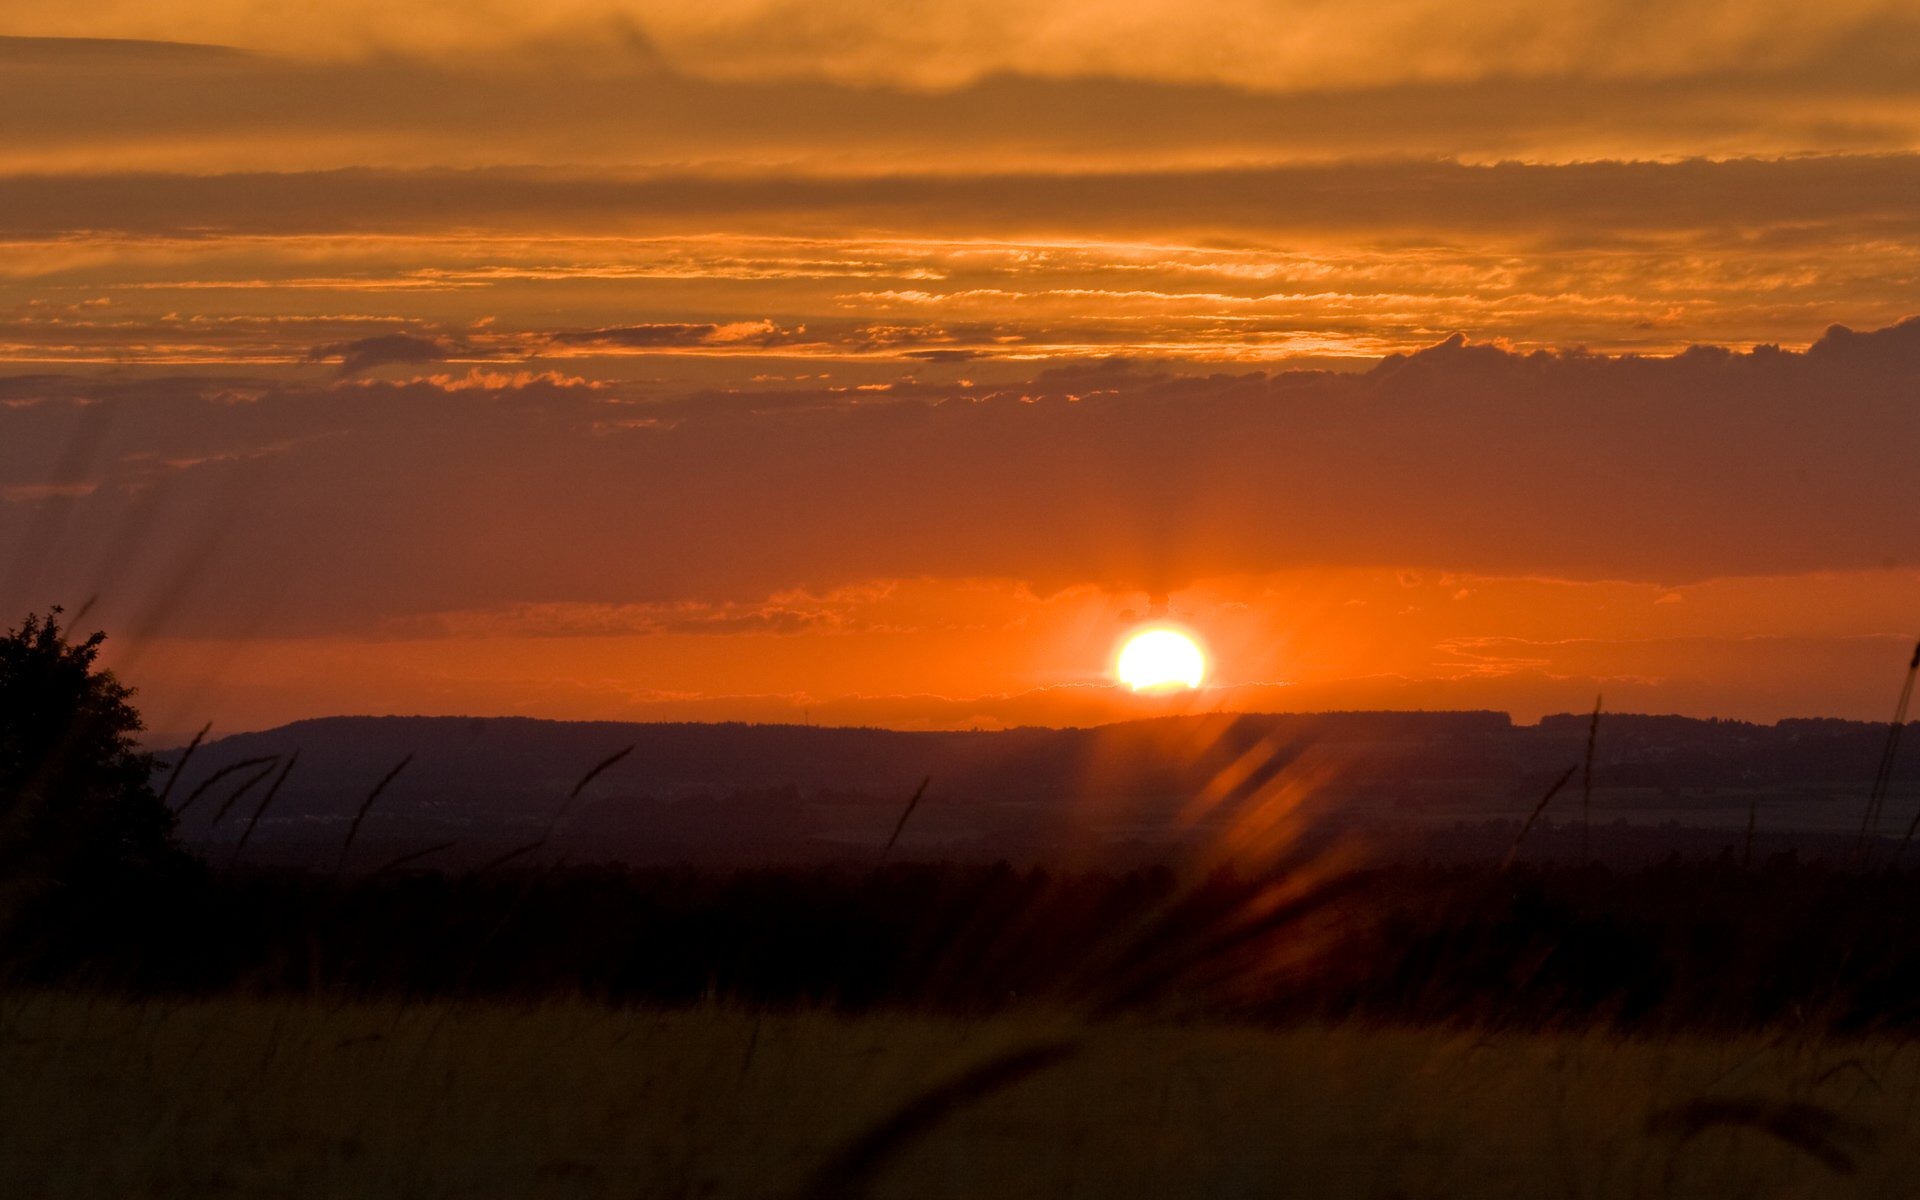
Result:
[3, 5, 1919, 734]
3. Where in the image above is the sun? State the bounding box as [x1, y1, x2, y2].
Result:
[1116, 627, 1207, 692]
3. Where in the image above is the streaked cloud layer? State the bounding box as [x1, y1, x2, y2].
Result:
[7, 2, 1919, 95]
[5, 30, 1920, 172]
[7, 159, 1920, 368]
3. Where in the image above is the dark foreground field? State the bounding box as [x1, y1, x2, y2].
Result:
[18, 858, 1920, 1030]
[8, 993, 1920, 1199]
[11, 856, 1920, 1196]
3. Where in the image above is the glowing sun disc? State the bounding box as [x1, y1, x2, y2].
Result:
[1116, 628, 1207, 692]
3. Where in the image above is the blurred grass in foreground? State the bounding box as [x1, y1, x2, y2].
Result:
[4, 992, 1916, 1199]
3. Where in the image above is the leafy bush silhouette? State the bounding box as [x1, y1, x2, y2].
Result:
[0, 609, 183, 930]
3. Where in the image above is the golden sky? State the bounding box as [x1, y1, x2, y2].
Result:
[2, 4, 1918, 733]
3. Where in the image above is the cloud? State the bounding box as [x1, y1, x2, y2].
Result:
[406, 369, 605, 392]
[9, 158, 1920, 367]
[307, 332, 456, 376]
[5, 4, 1919, 96]
[4, 317, 1920, 643]
[3, 33, 1920, 174]
[9, 158, 1920, 243]
[378, 588, 890, 639]
[548, 320, 803, 350]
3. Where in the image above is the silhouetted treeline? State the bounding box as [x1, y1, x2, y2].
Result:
[15, 856, 1920, 1033]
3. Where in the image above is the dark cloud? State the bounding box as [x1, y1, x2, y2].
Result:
[0, 35, 249, 66]
[3, 319, 1918, 637]
[307, 333, 455, 376]
[549, 322, 804, 350]
[9, 157, 1920, 242]
[4, 34, 1920, 173]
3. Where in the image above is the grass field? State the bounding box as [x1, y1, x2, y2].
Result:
[4, 992, 1915, 1199]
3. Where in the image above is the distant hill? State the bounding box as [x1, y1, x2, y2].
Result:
[156, 711, 1918, 870]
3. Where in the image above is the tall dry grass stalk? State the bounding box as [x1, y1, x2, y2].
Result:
[1581, 694, 1601, 865]
[990, 726, 1363, 1017]
[154, 721, 211, 809]
[1647, 1095, 1878, 1177]
[171, 755, 274, 818]
[368, 840, 456, 877]
[1895, 806, 1920, 869]
[1503, 764, 1579, 870]
[880, 776, 931, 861]
[405, 742, 640, 1059]
[534, 743, 636, 853]
[226, 751, 298, 871]
[333, 753, 414, 877]
[205, 758, 280, 827]
[472, 840, 542, 874]
[792, 1038, 1079, 1200]
[1855, 640, 1919, 863]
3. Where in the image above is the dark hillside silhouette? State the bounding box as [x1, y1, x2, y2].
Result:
[157, 710, 1918, 869]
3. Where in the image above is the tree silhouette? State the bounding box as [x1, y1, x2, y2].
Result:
[0, 609, 180, 910]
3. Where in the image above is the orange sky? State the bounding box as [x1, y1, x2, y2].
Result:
[2, 6, 1918, 734]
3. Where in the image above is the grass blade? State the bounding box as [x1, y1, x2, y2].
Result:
[368, 839, 456, 878]
[154, 721, 211, 808]
[1581, 694, 1601, 866]
[172, 755, 274, 818]
[1857, 640, 1919, 863]
[206, 758, 279, 828]
[1503, 765, 1579, 871]
[333, 752, 414, 877]
[534, 743, 636, 851]
[472, 839, 543, 874]
[793, 1039, 1077, 1200]
[880, 776, 931, 861]
[226, 750, 297, 871]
